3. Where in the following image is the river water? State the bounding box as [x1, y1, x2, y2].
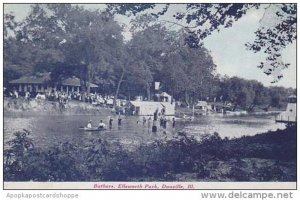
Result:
[4, 112, 286, 150]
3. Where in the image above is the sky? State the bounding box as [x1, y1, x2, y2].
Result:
[4, 3, 297, 88]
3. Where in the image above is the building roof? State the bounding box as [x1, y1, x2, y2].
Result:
[196, 101, 208, 107]
[210, 102, 232, 108]
[130, 101, 164, 108]
[61, 77, 98, 88]
[9, 73, 98, 88]
[129, 101, 174, 109]
[9, 73, 51, 84]
[160, 92, 171, 97]
[129, 101, 175, 115]
[288, 95, 297, 99]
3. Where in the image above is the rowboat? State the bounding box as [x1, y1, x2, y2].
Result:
[79, 127, 107, 131]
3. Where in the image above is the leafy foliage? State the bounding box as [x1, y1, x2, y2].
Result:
[218, 76, 295, 111]
[108, 4, 259, 41]
[108, 3, 296, 82]
[4, 4, 126, 97]
[4, 126, 296, 182]
[246, 4, 296, 83]
[4, 4, 296, 105]
[107, 4, 157, 16]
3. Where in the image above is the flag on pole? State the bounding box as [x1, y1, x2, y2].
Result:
[154, 82, 160, 90]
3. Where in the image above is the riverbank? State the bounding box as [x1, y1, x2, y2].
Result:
[4, 125, 296, 182]
[4, 98, 283, 119]
[4, 97, 112, 115]
[175, 106, 284, 118]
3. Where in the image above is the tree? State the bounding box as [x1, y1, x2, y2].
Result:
[160, 31, 216, 105]
[219, 77, 256, 110]
[217, 76, 294, 111]
[125, 24, 172, 100]
[246, 4, 296, 83]
[4, 13, 19, 39]
[268, 86, 291, 108]
[107, 3, 296, 83]
[250, 81, 270, 111]
[46, 4, 124, 98]
[3, 38, 34, 85]
[4, 11, 59, 85]
[123, 23, 217, 105]
[5, 4, 126, 101]
[124, 22, 217, 104]
[4, 5, 66, 86]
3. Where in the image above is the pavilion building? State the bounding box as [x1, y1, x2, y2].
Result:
[9, 72, 98, 93]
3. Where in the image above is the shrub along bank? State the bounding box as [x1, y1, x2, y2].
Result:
[4, 126, 296, 182]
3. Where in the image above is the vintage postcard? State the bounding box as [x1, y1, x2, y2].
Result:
[2, 2, 297, 190]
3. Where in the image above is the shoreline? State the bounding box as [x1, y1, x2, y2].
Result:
[5, 97, 285, 116]
[4, 126, 296, 182]
[4, 97, 112, 115]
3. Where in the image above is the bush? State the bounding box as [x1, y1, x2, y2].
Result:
[4, 126, 296, 182]
[256, 166, 285, 182]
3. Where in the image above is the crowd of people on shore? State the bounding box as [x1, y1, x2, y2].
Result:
[6, 89, 116, 107]
[7, 89, 177, 133]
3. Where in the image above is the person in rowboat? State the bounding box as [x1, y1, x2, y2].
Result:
[98, 120, 106, 129]
[87, 120, 92, 128]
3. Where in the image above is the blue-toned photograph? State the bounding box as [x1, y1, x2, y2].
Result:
[3, 3, 296, 186]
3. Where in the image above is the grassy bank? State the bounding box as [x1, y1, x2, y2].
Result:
[4, 126, 296, 182]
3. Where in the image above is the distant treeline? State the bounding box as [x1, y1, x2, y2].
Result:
[4, 4, 295, 109]
[213, 76, 296, 111]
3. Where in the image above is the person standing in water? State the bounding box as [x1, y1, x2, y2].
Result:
[109, 117, 113, 129]
[162, 116, 167, 129]
[172, 117, 176, 128]
[118, 115, 122, 126]
[152, 120, 157, 133]
[148, 117, 152, 130]
[160, 117, 164, 127]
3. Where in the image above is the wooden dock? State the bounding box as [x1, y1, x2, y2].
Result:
[275, 114, 297, 124]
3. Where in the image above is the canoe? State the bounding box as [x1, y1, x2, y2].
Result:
[79, 127, 106, 131]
